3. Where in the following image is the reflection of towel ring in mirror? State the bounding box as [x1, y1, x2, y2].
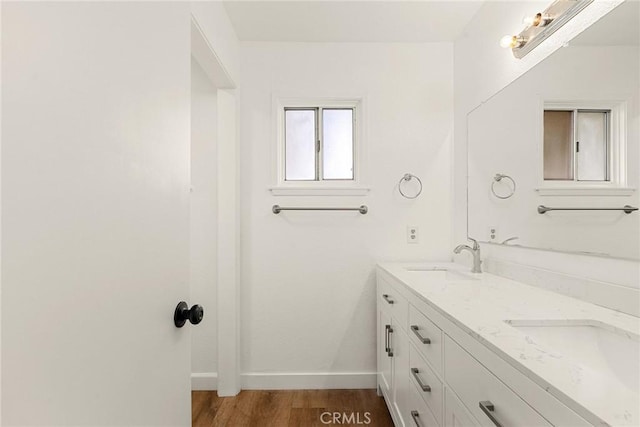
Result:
[491, 174, 516, 199]
[399, 173, 423, 199]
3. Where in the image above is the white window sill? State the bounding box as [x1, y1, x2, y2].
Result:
[269, 187, 370, 196]
[535, 187, 635, 197]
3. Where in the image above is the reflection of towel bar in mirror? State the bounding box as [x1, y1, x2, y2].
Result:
[272, 205, 368, 215]
[537, 205, 638, 215]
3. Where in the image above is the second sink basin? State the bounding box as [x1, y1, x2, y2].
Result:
[506, 319, 640, 394]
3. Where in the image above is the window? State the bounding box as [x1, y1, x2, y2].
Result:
[273, 97, 366, 195]
[543, 109, 610, 181]
[284, 107, 355, 181]
[539, 101, 628, 194]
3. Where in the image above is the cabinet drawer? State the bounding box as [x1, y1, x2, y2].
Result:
[409, 304, 443, 376]
[410, 344, 443, 426]
[378, 277, 408, 329]
[444, 336, 552, 427]
[445, 388, 480, 427]
[408, 380, 440, 427]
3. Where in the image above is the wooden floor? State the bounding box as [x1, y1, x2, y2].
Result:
[192, 389, 394, 427]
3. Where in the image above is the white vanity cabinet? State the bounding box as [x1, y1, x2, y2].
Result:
[377, 267, 591, 427]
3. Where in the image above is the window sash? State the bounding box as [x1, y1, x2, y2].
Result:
[575, 109, 609, 182]
[284, 107, 318, 182]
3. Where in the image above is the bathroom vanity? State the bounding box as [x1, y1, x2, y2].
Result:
[376, 263, 639, 427]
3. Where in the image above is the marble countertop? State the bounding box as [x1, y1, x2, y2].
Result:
[378, 262, 640, 427]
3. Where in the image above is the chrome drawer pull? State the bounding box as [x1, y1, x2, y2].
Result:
[411, 325, 431, 344]
[410, 368, 431, 392]
[410, 410, 421, 426]
[382, 294, 395, 304]
[387, 326, 394, 357]
[479, 401, 504, 427]
[384, 324, 390, 353]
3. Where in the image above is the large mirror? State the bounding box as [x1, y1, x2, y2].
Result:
[468, 1, 639, 260]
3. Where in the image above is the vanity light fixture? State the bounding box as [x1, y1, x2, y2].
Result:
[500, 0, 594, 58]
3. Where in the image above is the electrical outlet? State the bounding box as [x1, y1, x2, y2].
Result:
[488, 226, 498, 241]
[407, 226, 419, 244]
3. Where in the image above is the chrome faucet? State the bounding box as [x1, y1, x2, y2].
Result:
[454, 238, 482, 273]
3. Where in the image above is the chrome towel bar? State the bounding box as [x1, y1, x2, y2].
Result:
[538, 205, 638, 214]
[272, 205, 368, 215]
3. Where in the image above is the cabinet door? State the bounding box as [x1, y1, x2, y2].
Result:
[445, 388, 480, 427]
[393, 325, 411, 426]
[379, 309, 393, 396]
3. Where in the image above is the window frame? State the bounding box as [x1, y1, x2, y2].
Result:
[272, 97, 368, 196]
[536, 100, 631, 196]
[284, 106, 356, 182]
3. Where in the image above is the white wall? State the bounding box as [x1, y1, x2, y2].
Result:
[239, 42, 453, 388]
[453, 1, 637, 298]
[190, 58, 219, 389]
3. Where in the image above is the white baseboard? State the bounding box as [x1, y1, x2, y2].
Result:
[191, 372, 218, 391]
[241, 372, 377, 390]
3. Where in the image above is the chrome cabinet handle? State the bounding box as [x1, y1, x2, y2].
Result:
[410, 410, 421, 426]
[387, 326, 394, 357]
[410, 325, 431, 344]
[410, 368, 431, 392]
[382, 294, 394, 304]
[384, 324, 390, 354]
[479, 401, 504, 427]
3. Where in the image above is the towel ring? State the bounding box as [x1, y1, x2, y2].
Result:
[491, 174, 516, 199]
[399, 173, 423, 199]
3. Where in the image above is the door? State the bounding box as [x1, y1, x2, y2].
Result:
[2, 3, 193, 425]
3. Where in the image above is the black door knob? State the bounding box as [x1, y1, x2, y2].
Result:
[174, 301, 204, 328]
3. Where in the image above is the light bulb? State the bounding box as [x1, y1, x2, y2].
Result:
[537, 14, 553, 26]
[500, 35, 516, 48]
[500, 35, 526, 49]
[523, 13, 553, 27]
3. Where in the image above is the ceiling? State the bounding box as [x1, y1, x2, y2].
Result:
[570, 0, 639, 46]
[222, 1, 485, 43]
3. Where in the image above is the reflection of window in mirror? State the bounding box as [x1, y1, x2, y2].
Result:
[544, 109, 609, 181]
[542, 102, 626, 190]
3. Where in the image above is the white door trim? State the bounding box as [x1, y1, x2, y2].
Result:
[191, 14, 240, 396]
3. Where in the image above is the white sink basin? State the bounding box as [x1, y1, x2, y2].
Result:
[404, 267, 478, 281]
[506, 319, 640, 394]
